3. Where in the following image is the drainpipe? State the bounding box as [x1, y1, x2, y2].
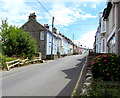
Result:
[114, 2, 120, 56]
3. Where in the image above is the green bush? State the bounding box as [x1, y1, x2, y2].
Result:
[89, 80, 120, 97]
[1, 19, 37, 58]
[1, 54, 16, 69]
[57, 51, 60, 55]
[89, 54, 120, 81]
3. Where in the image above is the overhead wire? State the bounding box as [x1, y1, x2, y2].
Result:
[36, 0, 65, 26]
[36, 0, 99, 32]
[37, 0, 53, 18]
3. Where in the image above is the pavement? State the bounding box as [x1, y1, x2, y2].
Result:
[2, 54, 86, 96]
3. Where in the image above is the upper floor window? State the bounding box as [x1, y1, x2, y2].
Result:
[112, 6, 115, 26]
[24, 26, 28, 31]
[40, 31, 44, 40]
[108, 35, 115, 53]
[102, 38, 106, 52]
[103, 20, 106, 32]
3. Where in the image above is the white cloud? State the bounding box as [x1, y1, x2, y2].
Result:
[0, 1, 97, 27]
[83, 3, 87, 7]
[76, 4, 80, 7]
[91, 4, 97, 9]
[0, 0, 42, 27]
[81, 14, 97, 19]
[31, 0, 106, 2]
[74, 30, 96, 49]
[45, 3, 97, 26]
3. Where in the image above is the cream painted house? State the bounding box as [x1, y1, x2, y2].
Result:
[94, 0, 120, 56]
[103, 1, 120, 56]
[100, 12, 107, 53]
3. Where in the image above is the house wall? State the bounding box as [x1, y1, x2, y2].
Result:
[95, 26, 101, 53]
[102, 1, 120, 56]
[46, 32, 58, 55]
[46, 31, 52, 55]
[118, 2, 120, 56]
[101, 17, 106, 33]
[94, 1, 120, 56]
[67, 43, 72, 55]
[53, 36, 58, 55]
[57, 37, 62, 54]
[70, 44, 73, 54]
[100, 16, 107, 53]
[60, 36, 69, 55]
[62, 38, 68, 54]
[106, 4, 116, 53]
[107, 5, 115, 36]
[21, 20, 46, 59]
[115, 2, 120, 56]
[118, 3, 120, 29]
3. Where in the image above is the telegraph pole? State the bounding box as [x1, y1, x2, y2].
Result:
[51, 17, 54, 59]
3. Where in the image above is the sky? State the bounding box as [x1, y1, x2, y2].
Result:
[0, 0, 107, 49]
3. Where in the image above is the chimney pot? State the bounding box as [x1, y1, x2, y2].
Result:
[29, 12, 36, 21]
[53, 27, 57, 34]
[44, 24, 49, 29]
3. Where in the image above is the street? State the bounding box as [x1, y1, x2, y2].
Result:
[2, 55, 86, 96]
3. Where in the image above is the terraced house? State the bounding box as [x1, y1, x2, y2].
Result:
[95, 12, 107, 53]
[94, 0, 120, 56]
[21, 13, 75, 59]
[58, 33, 73, 55]
[21, 13, 58, 59]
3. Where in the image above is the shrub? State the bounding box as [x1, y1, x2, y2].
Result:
[1, 19, 37, 58]
[89, 80, 120, 97]
[1, 54, 16, 69]
[89, 54, 120, 81]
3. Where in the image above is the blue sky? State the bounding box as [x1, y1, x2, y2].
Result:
[0, 0, 107, 49]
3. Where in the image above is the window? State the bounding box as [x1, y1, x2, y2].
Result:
[103, 20, 106, 32]
[108, 35, 115, 53]
[112, 6, 115, 26]
[40, 31, 44, 40]
[24, 26, 28, 30]
[102, 38, 106, 52]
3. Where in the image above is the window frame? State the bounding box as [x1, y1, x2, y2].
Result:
[40, 31, 44, 40]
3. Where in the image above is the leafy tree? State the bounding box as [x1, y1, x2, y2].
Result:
[0, 19, 37, 58]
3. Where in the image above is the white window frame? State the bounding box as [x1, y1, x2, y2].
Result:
[108, 35, 115, 53]
[101, 38, 106, 53]
[40, 31, 44, 40]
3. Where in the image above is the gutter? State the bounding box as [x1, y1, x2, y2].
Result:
[71, 55, 88, 97]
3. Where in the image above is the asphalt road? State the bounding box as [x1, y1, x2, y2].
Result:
[2, 55, 86, 96]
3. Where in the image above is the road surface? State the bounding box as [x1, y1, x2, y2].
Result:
[2, 55, 86, 96]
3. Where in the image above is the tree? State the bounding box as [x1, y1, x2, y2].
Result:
[0, 19, 37, 58]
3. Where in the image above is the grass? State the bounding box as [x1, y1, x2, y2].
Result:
[88, 80, 120, 97]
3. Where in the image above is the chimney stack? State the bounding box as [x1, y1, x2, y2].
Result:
[53, 27, 57, 34]
[44, 24, 49, 29]
[29, 12, 36, 21]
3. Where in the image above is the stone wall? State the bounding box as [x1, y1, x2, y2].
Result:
[21, 20, 47, 59]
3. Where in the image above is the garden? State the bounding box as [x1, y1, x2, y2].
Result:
[74, 53, 120, 97]
[0, 19, 39, 70]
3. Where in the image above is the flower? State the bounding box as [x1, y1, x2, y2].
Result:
[103, 55, 108, 57]
[87, 67, 92, 70]
[91, 62, 96, 65]
[104, 60, 107, 62]
[106, 73, 110, 76]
